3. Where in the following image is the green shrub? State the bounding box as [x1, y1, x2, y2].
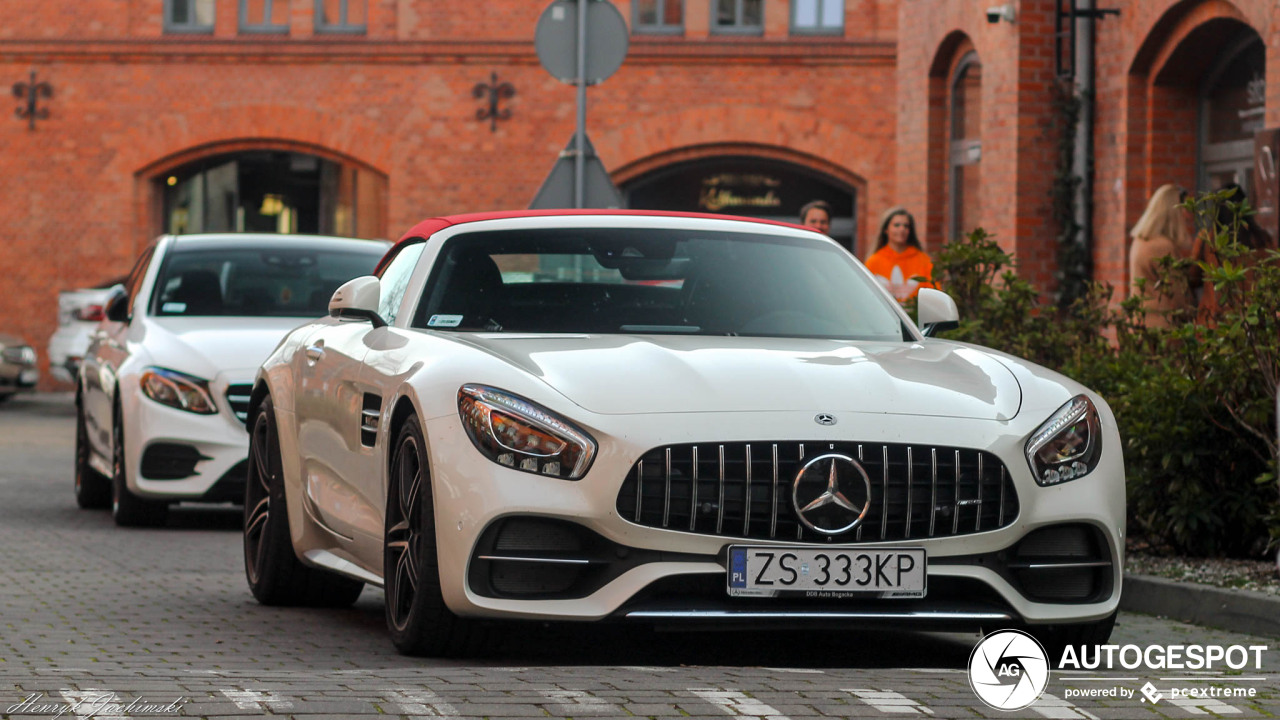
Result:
[927, 212, 1278, 558]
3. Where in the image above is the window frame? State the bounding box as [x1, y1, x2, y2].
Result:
[632, 0, 685, 36]
[948, 51, 982, 242]
[711, 0, 764, 36]
[164, 0, 214, 34]
[1196, 34, 1264, 195]
[790, 0, 843, 36]
[315, 0, 368, 35]
[239, 0, 290, 35]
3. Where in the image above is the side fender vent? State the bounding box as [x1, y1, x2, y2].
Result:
[360, 393, 382, 448]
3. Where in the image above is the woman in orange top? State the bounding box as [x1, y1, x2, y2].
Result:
[865, 206, 934, 303]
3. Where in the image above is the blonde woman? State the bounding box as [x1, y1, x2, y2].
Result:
[1129, 184, 1194, 328]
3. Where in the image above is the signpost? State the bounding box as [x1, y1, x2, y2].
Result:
[530, 0, 628, 209]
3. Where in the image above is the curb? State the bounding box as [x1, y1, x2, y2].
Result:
[1122, 573, 1280, 639]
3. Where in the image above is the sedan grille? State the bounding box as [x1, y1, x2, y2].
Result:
[615, 441, 1019, 543]
[225, 384, 252, 424]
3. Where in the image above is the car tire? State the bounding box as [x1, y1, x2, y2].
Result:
[1030, 611, 1117, 667]
[74, 401, 111, 509]
[244, 395, 364, 608]
[384, 415, 481, 657]
[110, 400, 169, 528]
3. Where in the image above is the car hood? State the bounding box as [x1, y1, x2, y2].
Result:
[453, 334, 1022, 420]
[143, 316, 309, 380]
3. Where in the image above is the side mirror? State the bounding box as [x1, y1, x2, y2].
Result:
[104, 287, 130, 323]
[329, 276, 387, 328]
[917, 288, 960, 337]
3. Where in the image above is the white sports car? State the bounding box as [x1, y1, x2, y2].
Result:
[244, 211, 1124, 657]
[76, 233, 388, 526]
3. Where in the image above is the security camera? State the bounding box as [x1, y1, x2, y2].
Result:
[986, 4, 1015, 23]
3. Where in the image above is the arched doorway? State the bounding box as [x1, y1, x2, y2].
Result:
[621, 156, 858, 252]
[157, 149, 386, 238]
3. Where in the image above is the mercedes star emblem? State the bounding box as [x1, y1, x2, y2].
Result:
[792, 453, 871, 535]
[814, 413, 837, 426]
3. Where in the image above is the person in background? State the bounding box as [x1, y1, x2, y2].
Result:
[1189, 182, 1271, 324]
[799, 200, 832, 236]
[1128, 183, 1194, 329]
[865, 206, 933, 303]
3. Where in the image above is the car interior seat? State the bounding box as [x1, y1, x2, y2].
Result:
[171, 270, 224, 315]
[434, 249, 505, 329]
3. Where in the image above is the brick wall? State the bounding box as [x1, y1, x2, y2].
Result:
[5, 0, 1277, 388]
[0, 0, 897, 387]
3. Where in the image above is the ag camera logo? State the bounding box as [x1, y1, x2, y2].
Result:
[968, 629, 1050, 710]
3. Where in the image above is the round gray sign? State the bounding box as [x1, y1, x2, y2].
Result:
[534, 0, 629, 85]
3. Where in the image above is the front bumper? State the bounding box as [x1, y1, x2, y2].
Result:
[124, 378, 251, 501]
[0, 364, 39, 395]
[421, 408, 1125, 629]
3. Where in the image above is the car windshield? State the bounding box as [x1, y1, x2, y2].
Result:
[151, 243, 385, 318]
[414, 227, 909, 340]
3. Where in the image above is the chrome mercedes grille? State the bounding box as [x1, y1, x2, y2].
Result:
[225, 384, 252, 424]
[615, 441, 1019, 543]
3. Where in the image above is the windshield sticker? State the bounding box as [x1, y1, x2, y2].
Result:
[162, 302, 187, 313]
[427, 314, 463, 328]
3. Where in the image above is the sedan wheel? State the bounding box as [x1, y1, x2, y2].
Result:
[244, 395, 364, 607]
[384, 415, 479, 656]
[110, 401, 169, 527]
[74, 401, 111, 509]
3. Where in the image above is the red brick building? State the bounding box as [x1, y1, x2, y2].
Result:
[0, 0, 1272, 383]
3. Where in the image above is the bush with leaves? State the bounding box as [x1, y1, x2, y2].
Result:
[927, 215, 1278, 558]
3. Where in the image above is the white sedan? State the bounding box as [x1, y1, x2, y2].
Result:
[245, 211, 1124, 657]
[76, 233, 388, 526]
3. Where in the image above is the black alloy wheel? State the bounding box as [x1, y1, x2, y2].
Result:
[243, 395, 364, 607]
[110, 400, 169, 527]
[74, 400, 111, 509]
[384, 415, 479, 656]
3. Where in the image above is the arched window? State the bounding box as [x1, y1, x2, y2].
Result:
[160, 150, 386, 238]
[949, 52, 982, 241]
[1199, 35, 1265, 194]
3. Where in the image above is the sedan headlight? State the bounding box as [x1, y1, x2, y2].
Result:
[458, 384, 596, 480]
[140, 367, 217, 415]
[1, 345, 36, 365]
[1025, 395, 1102, 486]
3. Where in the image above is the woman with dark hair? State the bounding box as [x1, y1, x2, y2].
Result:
[1189, 182, 1271, 323]
[865, 206, 934, 303]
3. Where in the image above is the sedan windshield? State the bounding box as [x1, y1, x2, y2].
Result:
[151, 243, 385, 318]
[414, 227, 908, 340]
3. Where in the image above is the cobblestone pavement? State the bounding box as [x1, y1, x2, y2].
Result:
[1, 394, 1277, 719]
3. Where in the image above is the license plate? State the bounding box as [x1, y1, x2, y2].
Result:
[727, 546, 926, 599]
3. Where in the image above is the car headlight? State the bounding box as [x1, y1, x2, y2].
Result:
[139, 367, 217, 415]
[1, 345, 36, 365]
[458, 384, 596, 480]
[1025, 394, 1102, 486]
